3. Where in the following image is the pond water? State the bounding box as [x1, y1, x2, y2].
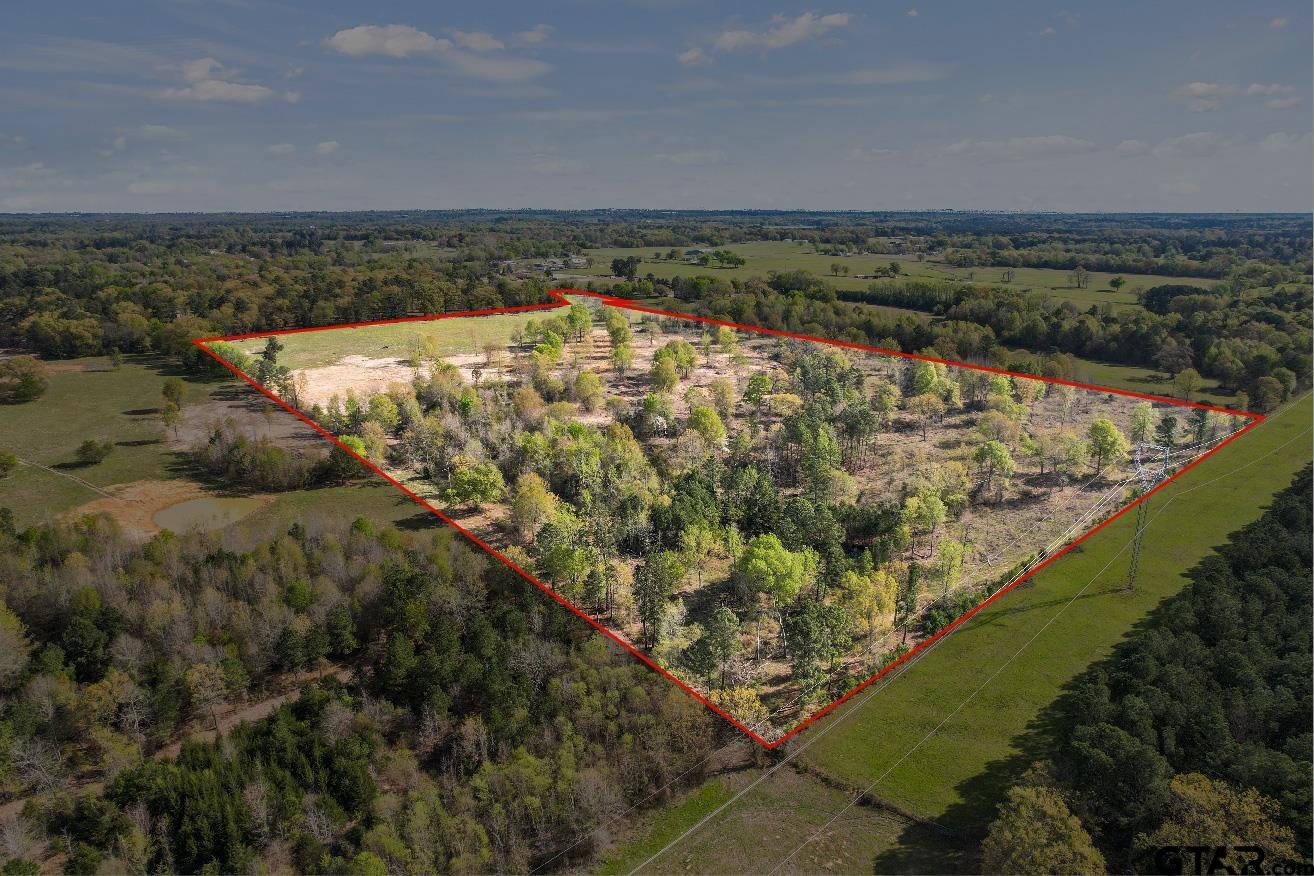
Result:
[153, 496, 264, 533]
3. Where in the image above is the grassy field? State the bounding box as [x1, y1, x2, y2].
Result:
[0, 357, 212, 526]
[601, 767, 914, 875]
[228, 309, 550, 370]
[570, 241, 1216, 311]
[248, 479, 444, 534]
[1066, 357, 1233, 408]
[611, 393, 1311, 874]
[0, 355, 441, 534]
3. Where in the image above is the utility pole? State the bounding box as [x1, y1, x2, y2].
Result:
[1125, 443, 1169, 592]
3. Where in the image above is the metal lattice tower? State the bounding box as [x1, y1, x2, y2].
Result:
[1126, 443, 1170, 591]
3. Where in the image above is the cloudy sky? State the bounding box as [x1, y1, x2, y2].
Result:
[0, 1, 1309, 212]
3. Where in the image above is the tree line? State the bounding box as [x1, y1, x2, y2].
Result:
[980, 466, 1312, 873]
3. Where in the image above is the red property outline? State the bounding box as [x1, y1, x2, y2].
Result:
[194, 288, 1263, 749]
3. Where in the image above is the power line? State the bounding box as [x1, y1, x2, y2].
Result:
[758, 402, 1306, 874]
[635, 400, 1305, 875]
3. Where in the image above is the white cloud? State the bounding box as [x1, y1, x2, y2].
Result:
[1150, 131, 1221, 159]
[515, 24, 552, 46]
[1269, 16, 1288, 28]
[1246, 83, 1294, 96]
[1176, 81, 1294, 111]
[268, 143, 296, 154]
[1038, 26, 1056, 36]
[160, 58, 292, 103]
[1258, 131, 1312, 152]
[1114, 139, 1148, 156]
[1178, 81, 1231, 98]
[942, 135, 1098, 160]
[1266, 97, 1299, 110]
[678, 46, 710, 67]
[181, 57, 224, 82]
[315, 140, 340, 154]
[654, 149, 727, 165]
[326, 24, 551, 81]
[847, 147, 899, 161]
[451, 30, 504, 52]
[162, 79, 275, 102]
[327, 24, 450, 58]
[711, 12, 851, 53]
[906, 8, 918, 16]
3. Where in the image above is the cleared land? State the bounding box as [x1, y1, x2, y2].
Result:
[613, 393, 1309, 874]
[215, 294, 1247, 743]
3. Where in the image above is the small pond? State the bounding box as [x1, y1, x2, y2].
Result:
[153, 496, 264, 533]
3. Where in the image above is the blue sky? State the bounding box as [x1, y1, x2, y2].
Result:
[0, 1, 1309, 212]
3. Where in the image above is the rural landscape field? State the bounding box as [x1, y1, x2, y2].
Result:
[210, 292, 1251, 744]
[0, 1, 1309, 874]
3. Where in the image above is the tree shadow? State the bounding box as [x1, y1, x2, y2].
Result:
[872, 526, 1249, 874]
[395, 509, 445, 531]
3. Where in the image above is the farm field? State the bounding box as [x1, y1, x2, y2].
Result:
[611, 393, 1309, 874]
[567, 241, 1217, 310]
[214, 292, 1249, 744]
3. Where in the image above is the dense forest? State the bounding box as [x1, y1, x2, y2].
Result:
[981, 467, 1312, 873]
[0, 509, 718, 872]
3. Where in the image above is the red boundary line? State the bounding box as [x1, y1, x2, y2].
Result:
[194, 288, 1263, 749]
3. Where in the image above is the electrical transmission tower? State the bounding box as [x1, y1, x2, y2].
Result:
[1125, 443, 1170, 591]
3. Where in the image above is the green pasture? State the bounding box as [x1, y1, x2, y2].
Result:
[0, 357, 209, 526]
[571, 241, 1216, 311]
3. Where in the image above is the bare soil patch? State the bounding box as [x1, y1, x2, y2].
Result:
[68, 479, 274, 539]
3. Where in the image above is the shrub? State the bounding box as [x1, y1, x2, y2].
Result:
[75, 439, 114, 466]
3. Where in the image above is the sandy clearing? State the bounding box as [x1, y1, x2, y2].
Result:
[293, 355, 419, 409]
[293, 352, 519, 410]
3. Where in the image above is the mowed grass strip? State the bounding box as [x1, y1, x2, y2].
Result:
[797, 393, 1312, 827]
